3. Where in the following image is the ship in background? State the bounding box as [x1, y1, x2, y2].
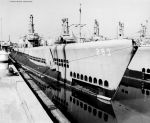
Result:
[93, 18, 150, 123]
[110, 20, 150, 123]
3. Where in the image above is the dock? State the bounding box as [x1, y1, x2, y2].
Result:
[0, 64, 53, 123]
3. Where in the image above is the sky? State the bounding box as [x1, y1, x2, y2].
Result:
[0, 0, 150, 43]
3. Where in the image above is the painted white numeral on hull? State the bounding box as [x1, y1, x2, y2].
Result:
[101, 49, 105, 55]
[96, 48, 100, 55]
[107, 49, 111, 56]
[96, 48, 111, 56]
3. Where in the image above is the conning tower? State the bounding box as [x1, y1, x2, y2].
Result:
[118, 22, 124, 39]
[94, 19, 99, 36]
[55, 18, 77, 44]
[93, 19, 107, 41]
[29, 15, 34, 33]
[140, 20, 148, 38]
[62, 18, 69, 36]
[26, 15, 39, 47]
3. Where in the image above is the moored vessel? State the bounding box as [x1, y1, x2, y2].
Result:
[112, 20, 150, 123]
[10, 14, 137, 104]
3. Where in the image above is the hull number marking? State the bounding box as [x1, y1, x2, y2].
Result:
[96, 48, 111, 56]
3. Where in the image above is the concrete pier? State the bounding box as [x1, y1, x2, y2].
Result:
[0, 64, 53, 123]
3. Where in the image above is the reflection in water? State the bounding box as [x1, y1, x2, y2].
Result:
[112, 76, 150, 123]
[29, 72, 150, 123]
[45, 84, 117, 123]
[29, 73, 117, 123]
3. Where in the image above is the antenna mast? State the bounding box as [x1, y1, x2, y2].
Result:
[1, 18, 2, 49]
[74, 4, 86, 42]
[79, 4, 81, 42]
